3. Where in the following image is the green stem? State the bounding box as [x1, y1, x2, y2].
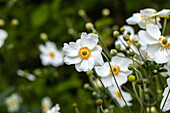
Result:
[161, 88, 170, 110]
[162, 18, 167, 35]
[101, 52, 133, 113]
[97, 106, 100, 113]
[100, 105, 105, 113]
[75, 107, 80, 113]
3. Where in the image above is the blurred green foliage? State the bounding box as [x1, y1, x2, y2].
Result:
[0, 0, 170, 113]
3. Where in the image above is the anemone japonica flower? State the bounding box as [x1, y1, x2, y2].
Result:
[63, 32, 104, 72]
[5, 93, 22, 113]
[41, 97, 52, 113]
[115, 25, 147, 54]
[46, 104, 60, 113]
[0, 29, 8, 47]
[17, 69, 36, 81]
[160, 78, 170, 112]
[139, 23, 170, 63]
[95, 53, 132, 87]
[39, 41, 64, 67]
[126, 8, 170, 29]
[108, 86, 132, 107]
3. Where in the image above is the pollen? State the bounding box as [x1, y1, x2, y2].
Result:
[159, 38, 162, 41]
[154, 12, 157, 14]
[110, 65, 120, 75]
[49, 52, 55, 58]
[141, 15, 145, 18]
[78, 46, 91, 59]
[115, 90, 122, 99]
[42, 103, 50, 110]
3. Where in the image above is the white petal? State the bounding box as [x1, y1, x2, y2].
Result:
[46, 41, 57, 49]
[40, 54, 51, 66]
[138, 30, 158, 44]
[75, 63, 81, 72]
[79, 58, 94, 72]
[140, 8, 156, 16]
[146, 23, 161, 39]
[39, 45, 46, 53]
[95, 62, 110, 77]
[0, 29, 7, 47]
[112, 73, 128, 86]
[126, 13, 141, 25]
[123, 25, 134, 35]
[156, 9, 170, 16]
[17, 70, 24, 76]
[26, 74, 36, 81]
[80, 32, 99, 50]
[167, 78, 170, 88]
[154, 49, 168, 64]
[63, 42, 80, 57]
[64, 56, 82, 65]
[119, 58, 132, 72]
[145, 44, 160, 55]
[101, 75, 114, 87]
[91, 50, 104, 66]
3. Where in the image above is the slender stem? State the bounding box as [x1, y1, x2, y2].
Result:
[100, 105, 105, 113]
[101, 52, 133, 113]
[97, 106, 100, 113]
[162, 18, 167, 35]
[161, 88, 170, 110]
[75, 107, 80, 113]
[94, 70, 124, 113]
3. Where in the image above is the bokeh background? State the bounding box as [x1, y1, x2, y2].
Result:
[0, 0, 170, 113]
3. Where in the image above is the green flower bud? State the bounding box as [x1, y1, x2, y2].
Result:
[84, 83, 90, 89]
[128, 64, 134, 70]
[40, 33, 48, 41]
[72, 103, 78, 108]
[104, 109, 109, 113]
[92, 91, 97, 96]
[92, 30, 97, 34]
[129, 51, 135, 56]
[162, 38, 168, 45]
[164, 15, 170, 19]
[86, 70, 93, 76]
[151, 106, 156, 113]
[85, 22, 94, 30]
[0, 19, 5, 26]
[153, 69, 158, 74]
[96, 99, 103, 106]
[109, 105, 115, 109]
[11, 18, 19, 26]
[112, 25, 119, 31]
[136, 79, 143, 85]
[113, 31, 120, 37]
[102, 8, 110, 16]
[128, 75, 136, 82]
[116, 44, 121, 51]
[78, 9, 86, 16]
[120, 27, 125, 33]
[126, 46, 130, 50]
[123, 34, 129, 41]
[110, 49, 117, 56]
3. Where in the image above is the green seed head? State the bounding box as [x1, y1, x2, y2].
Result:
[162, 38, 168, 45]
[128, 75, 136, 82]
[96, 99, 103, 106]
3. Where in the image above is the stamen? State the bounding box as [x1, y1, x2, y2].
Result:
[141, 15, 145, 18]
[49, 52, 55, 58]
[115, 91, 122, 99]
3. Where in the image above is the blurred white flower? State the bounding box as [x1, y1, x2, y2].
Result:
[160, 78, 170, 112]
[139, 23, 170, 63]
[46, 104, 60, 113]
[17, 69, 36, 81]
[63, 32, 104, 72]
[95, 54, 132, 87]
[5, 93, 22, 112]
[41, 97, 52, 113]
[108, 86, 132, 107]
[126, 8, 162, 29]
[0, 29, 8, 47]
[39, 41, 64, 67]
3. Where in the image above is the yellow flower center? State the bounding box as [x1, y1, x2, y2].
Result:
[42, 103, 50, 110]
[110, 65, 120, 75]
[141, 15, 145, 18]
[115, 90, 122, 99]
[49, 52, 55, 58]
[78, 46, 91, 59]
[154, 12, 157, 14]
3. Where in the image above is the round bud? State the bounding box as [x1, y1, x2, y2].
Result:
[126, 46, 130, 50]
[102, 8, 110, 16]
[144, 88, 149, 93]
[151, 106, 156, 113]
[78, 9, 86, 16]
[11, 18, 19, 26]
[164, 15, 170, 19]
[112, 25, 119, 31]
[0, 19, 5, 26]
[86, 70, 93, 76]
[92, 91, 97, 96]
[143, 79, 148, 84]
[116, 44, 121, 51]
[128, 75, 136, 82]
[72, 103, 78, 108]
[113, 31, 120, 37]
[162, 38, 168, 45]
[137, 44, 141, 48]
[33, 68, 42, 76]
[85, 22, 94, 30]
[84, 83, 90, 89]
[96, 99, 103, 106]
[129, 51, 135, 56]
[110, 49, 117, 56]
[128, 64, 134, 70]
[104, 109, 109, 113]
[123, 34, 129, 41]
[120, 27, 125, 33]
[109, 105, 115, 109]
[40, 33, 48, 41]
[153, 69, 158, 74]
[136, 79, 143, 85]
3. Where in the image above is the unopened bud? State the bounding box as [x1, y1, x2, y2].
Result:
[129, 51, 135, 56]
[72, 103, 77, 108]
[128, 64, 134, 70]
[153, 69, 158, 74]
[113, 31, 120, 37]
[84, 83, 90, 89]
[110, 49, 117, 56]
[151, 106, 156, 113]
[85, 22, 94, 30]
[116, 44, 121, 50]
[104, 109, 109, 113]
[0, 19, 5, 26]
[123, 34, 129, 41]
[78, 9, 86, 16]
[128, 75, 136, 82]
[96, 99, 103, 106]
[40, 33, 48, 41]
[86, 70, 93, 76]
[92, 91, 97, 96]
[120, 27, 125, 33]
[102, 8, 110, 16]
[11, 19, 19, 26]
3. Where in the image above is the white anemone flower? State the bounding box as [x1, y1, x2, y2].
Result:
[108, 86, 132, 107]
[126, 8, 162, 29]
[41, 97, 52, 113]
[46, 104, 60, 113]
[139, 23, 170, 63]
[95, 54, 132, 87]
[39, 41, 64, 67]
[0, 29, 8, 47]
[160, 78, 170, 112]
[5, 93, 22, 112]
[63, 32, 104, 72]
[17, 69, 36, 81]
